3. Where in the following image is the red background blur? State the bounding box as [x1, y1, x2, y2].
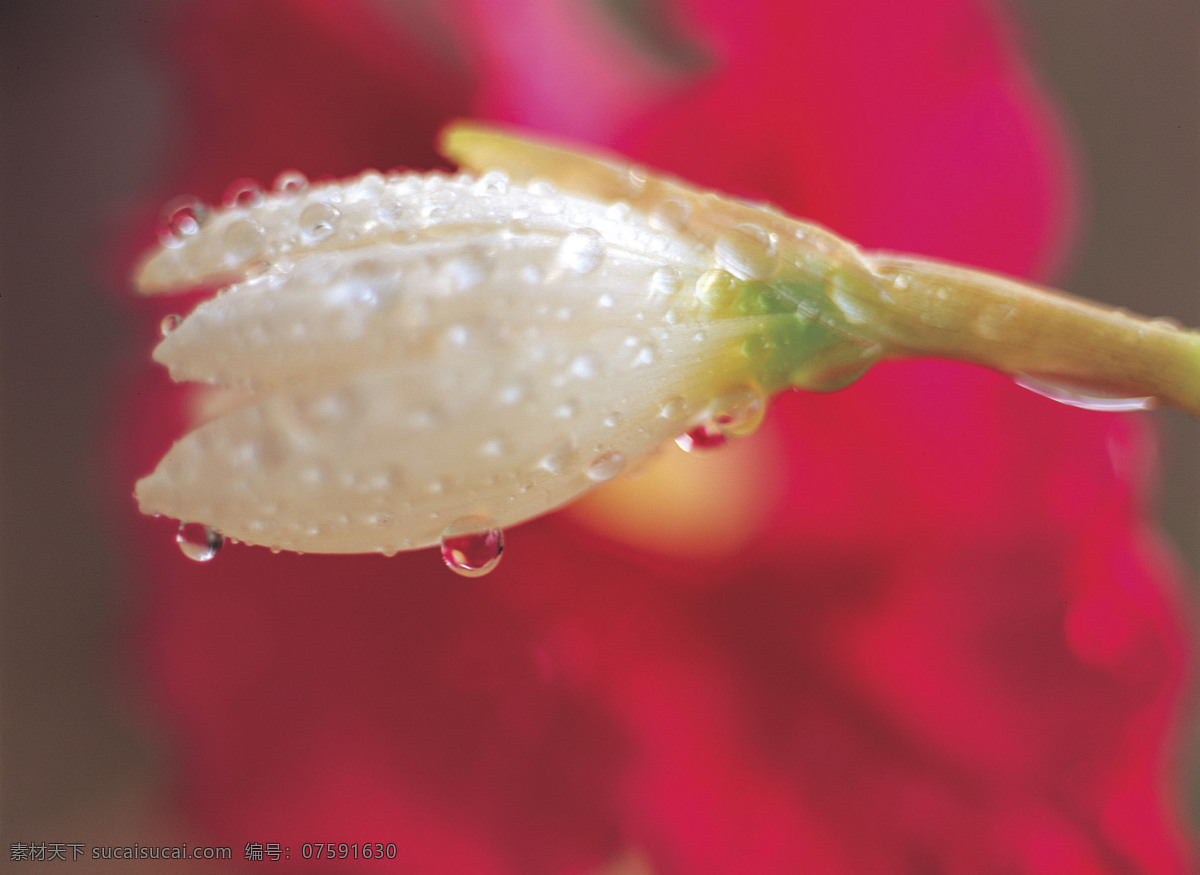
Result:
[2, 0, 1199, 861]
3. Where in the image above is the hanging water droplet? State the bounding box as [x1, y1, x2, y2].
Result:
[558, 228, 606, 274]
[222, 218, 266, 260]
[273, 169, 308, 196]
[675, 423, 729, 452]
[299, 202, 340, 243]
[159, 196, 208, 247]
[674, 383, 768, 452]
[440, 514, 504, 578]
[586, 451, 626, 482]
[714, 223, 780, 280]
[160, 313, 182, 337]
[1013, 375, 1156, 412]
[176, 522, 223, 562]
[223, 178, 264, 209]
[709, 382, 768, 436]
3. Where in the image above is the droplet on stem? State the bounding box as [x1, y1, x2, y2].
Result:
[440, 514, 505, 578]
[176, 522, 223, 562]
[1013, 374, 1156, 412]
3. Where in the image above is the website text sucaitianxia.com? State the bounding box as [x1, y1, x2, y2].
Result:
[11, 841, 401, 863]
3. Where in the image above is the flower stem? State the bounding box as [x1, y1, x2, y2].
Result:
[852, 254, 1200, 415]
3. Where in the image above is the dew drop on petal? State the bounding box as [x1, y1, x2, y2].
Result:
[473, 169, 509, 195]
[715, 223, 780, 281]
[159, 196, 208, 247]
[440, 515, 505, 578]
[223, 218, 266, 260]
[557, 228, 605, 274]
[649, 198, 690, 232]
[160, 313, 182, 337]
[539, 441, 574, 474]
[633, 343, 657, 367]
[586, 451, 626, 482]
[606, 201, 632, 221]
[570, 355, 597, 380]
[1013, 374, 1156, 412]
[660, 396, 689, 419]
[648, 266, 683, 301]
[176, 522, 223, 562]
[695, 269, 739, 310]
[441, 252, 487, 292]
[273, 169, 308, 196]
[299, 202, 340, 243]
[349, 169, 385, 200]
[223, 178, 264, 209]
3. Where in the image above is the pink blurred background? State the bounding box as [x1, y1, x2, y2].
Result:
[2, 0, 1199, 859]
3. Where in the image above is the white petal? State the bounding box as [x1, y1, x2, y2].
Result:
[137, 320, 759, 554]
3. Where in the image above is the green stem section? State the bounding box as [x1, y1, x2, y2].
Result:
[846, 254, 1200, 416]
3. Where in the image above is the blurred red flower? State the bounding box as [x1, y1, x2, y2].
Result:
[112, 0, 1194, 871]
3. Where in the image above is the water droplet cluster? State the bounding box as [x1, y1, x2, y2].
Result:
[140, 168, 709, 295]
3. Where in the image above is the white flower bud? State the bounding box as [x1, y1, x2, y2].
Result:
[135, 161, 792, 555]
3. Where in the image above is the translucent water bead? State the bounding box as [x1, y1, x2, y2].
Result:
[176, 522, 223, 562]
[440, 514, 505, 577]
